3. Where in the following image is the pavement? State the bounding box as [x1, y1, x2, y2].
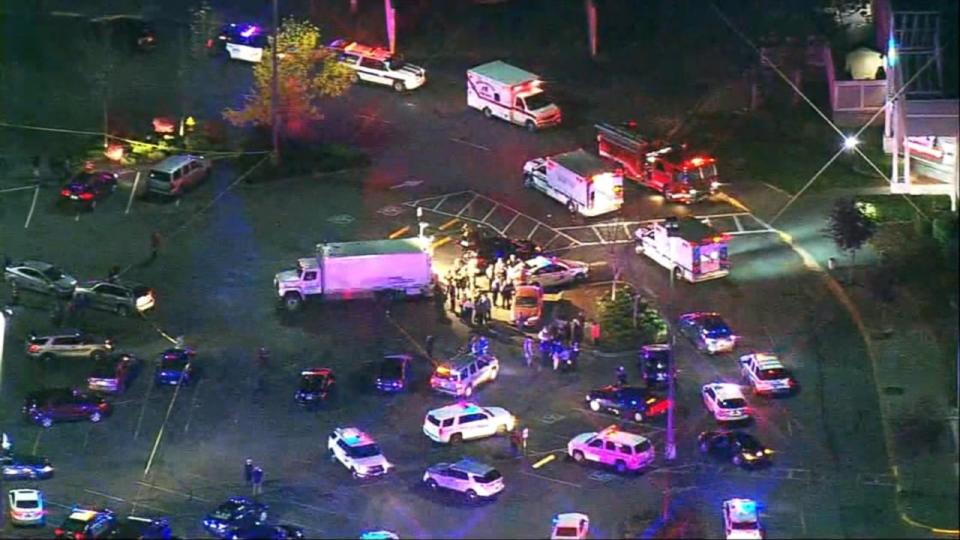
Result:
[724, 181, 960, 534]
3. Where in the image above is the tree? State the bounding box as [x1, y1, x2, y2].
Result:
[828, 198, 876, 284]
[223, 18, 353, 136]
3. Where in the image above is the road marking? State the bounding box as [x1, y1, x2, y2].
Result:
[528, 447, 568, 457]
[327, 214, 355, 225]
[290, 500, 362, 520]
[455, 193, 480, 217]
[356, 114, 392, 125]
[0, 184, 37, 194]
[732, 214, 744, 232]
[389, 179, 423, 190]
[519, 470, 581, 488]
[540, 413, 566, 424]
[31, 430, 42, 455]
[175, 198, 181, 208]
[125, 171, 141, 215]
[388, 225, 410, 239]
[799, 504, 807, 535]
[24, 185, 39, 229]
[532, 454, 556, 469]
[431, 236, 452, 249]
[588, 471, 619, 482]
[84, 489, 125, 503]
[183, 380, 204, 434]
[450, 137, 490, 151]
[439, 218, 459, 231]
[133, 372, 156, 441]
[136, 480, 212, 502]
[75, 212, 80, 222]
[377, 205, 405, 217]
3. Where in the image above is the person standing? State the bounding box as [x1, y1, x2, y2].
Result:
[251, 466, 264, 496]
[447, 278, 458, 312]
[244, 458, 254, 485]
[570, 317, 583, 347]
[589, 319, 601, 346]
[523, 336, 534, 368]
[490, 277, 501, 309]
[501, 281, 515, 309]
[461, 295, 474, 326]
[616, 365, 628, 386]
[425, 335, 435, 359]
[150, 231, 163, 260]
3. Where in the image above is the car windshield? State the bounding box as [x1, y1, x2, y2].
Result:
[719, 398, 747, 409]
[524, 92, 553, 111]
[347, 443, 382, 459]
[68, 172, 94, 186]
[386, 57, 406, 70]
[736, 434, 762, 451]
[380, 360, 403, 379]
[17, 500, 40, 509]
[160, 352, 189, 369]
[149, 170, 172, 183]
[300, 375, 327, 392]
[516, 296, 538, 307]
[41, 267, 64, 281]
[701, 317, 731, 337]
[759, 368, 788, 380]
[554, 526, 579, 537]
[644, 349, 669, 364]
[476, 469, 502, 483]
[210, 506, 234, 520]
[90, 361, 117, 378]
[732, 519, 758, 530]
[426, 414, 440, 426]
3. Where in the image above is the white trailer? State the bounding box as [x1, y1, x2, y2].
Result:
[634, 217, 730, 283]
[274, 238, 434, 311]
[523, 149, 624, 217]
[467, 61, 561, 131]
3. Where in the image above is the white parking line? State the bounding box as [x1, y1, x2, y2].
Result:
[31, 430, 43, 455]
[183, 380, 204, 434]
[125, 171, 141, 215]
[84, 488, 125, 503]
[449, 137, 490, 151]
[24, 185, 39, 229]
[133, 374, 155, 441]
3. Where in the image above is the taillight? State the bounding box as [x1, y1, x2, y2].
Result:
[61, 188, 71, 197]
[75, 532, 85, 540]
[99, 402, 109, 410]
[79, 192, 95, 201]
[54, 528, 64, 537]
[206, 38, 214, 48]
[28, 344, 40, 353]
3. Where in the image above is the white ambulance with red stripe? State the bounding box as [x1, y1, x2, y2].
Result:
[467, 61, 561, 131]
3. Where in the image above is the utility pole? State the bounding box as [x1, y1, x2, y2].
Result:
[385, 0, 396, 53]
[271, 0, 281, 163]
[585, 0, 598, 58]
[665, 269, 677, 461]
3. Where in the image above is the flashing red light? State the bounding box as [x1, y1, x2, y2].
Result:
[54, 528, 64, 537]
[75, 532, 85, 540]
[79, 192, 95, 201]
[152, 117, 176, 134]
[99, 402, 109, 411]
[61, 188, 71, 197]
[206, 38, 214, 48]
[105, 144, 125, 162]
[627, 120, 638, 128]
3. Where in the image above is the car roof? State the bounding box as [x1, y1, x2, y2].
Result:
[429, 401, 486, 419]
[594, 425, 649, 445]
[555, 512, 589, 526]
[724, 498, 759, 523]
[705, 383, 745, 400]
[68, 508, 105, 522]
[641, 344, 670, 352]
[515, 285, 542, 295]
[747, 353, 784, 369]
[33, 329, 83, 339]
[338, 41, 393, 61]
[9, 488, 41, 500]
[152, 155, 201, 173]
[82, 278, 141, 288]
[436, 355, 493, 371]
[20, 260, 54, 271]
[334, 427, 376, 446]
[450, 458, 496, 475]
[382, 354, 411, 363]
[524, 256, 555, 269]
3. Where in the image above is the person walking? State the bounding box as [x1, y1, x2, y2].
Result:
[479, 294, 491, 326]
[31, 156, 40, 179]
[425, 335, 435, 359]
[523, 336, 534, 368]
[244, 458, 254, 485]
[251, 466, 264, 496]
[570, 316, 583, 347]
[589, 319, 601, 346]
[501, 281, 515, 309]
[461, 295, 474, 326]
[490, 277, 502, 309]
[150, 231, 163, 260]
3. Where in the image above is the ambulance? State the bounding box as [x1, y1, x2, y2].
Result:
[634, 216, 729, 283]
[467, 61, 561, 131]
[523, 149, 624, 217]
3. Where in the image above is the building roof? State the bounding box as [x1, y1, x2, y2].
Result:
[317, 238, 425, 258]
[551, 149, 615, 178]
[469, 61, 539, 86]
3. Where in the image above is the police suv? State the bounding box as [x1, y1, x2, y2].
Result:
[327, 427, 393, 478]
[567, 424, 655, 474]
[328, 40, 426, 92]
[739, 353, 796, 396]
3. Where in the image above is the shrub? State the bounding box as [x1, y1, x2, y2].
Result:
[595, 286, 668, 352]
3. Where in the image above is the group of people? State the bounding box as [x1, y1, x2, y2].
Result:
[443, 253, 526, 327]
[519, 314, 588, 371]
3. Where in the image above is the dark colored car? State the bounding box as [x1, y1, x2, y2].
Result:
[107, 515, 172, 539]
[202, 497, 268, 538]
[584, 385, 669, 423]
[23, 388, 112, 428]
[461, 229, 541, 271]
[59, 171, 118, 209]
[74, 279, 156, 317]
[154, 348, 195, 387]
[1, 452, 54, 480]
[295, 368, 336, 405]
[227, 524, 304, 540]
[698, 430, 773, 468]
[678, 312, 738, 354]
[55, 507, 117, 539]
[90, 15, 157, 51]
[88, 353, 140, 394]
[639, 344, 671, 389]
[375, 354, 411, 393]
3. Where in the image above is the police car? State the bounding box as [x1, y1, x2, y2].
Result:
[210, 24, 268, 63]
[422, 458, 504, 501]
[702, 383, 752, 423]
[327, 427, 393, 478]
[523, 256, 589, 288]
[739, 353, 796, 396]
[422, 402, 516, 444]
[295, 368, 336, 405]
[55, 507, 117, 539]
[678, 312, 738, 354]
[328, 40, 426, 92]
[722, 498, 763, 539]
[551, 512, 590, 540]
[567, 424, 656, 474]
[8, 488, 45, 526]
[429, 355, 499, 397]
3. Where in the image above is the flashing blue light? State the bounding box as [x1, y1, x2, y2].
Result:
[887, 37, 898, 67]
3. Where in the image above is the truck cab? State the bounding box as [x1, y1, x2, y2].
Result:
[634, 217, 729, 283]
[275, 259, 323, 306]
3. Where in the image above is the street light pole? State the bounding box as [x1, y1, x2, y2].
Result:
[665, 269, 677, 461]
[271, 0, 280, 164]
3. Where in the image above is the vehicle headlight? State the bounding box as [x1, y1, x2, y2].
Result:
[743, 453, 756, 460]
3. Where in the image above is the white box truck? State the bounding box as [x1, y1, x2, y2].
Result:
[274, 238, 434, 311]
[522, 149, 624, 217]
[467, 61, 561, 131]
[633, 217, 730, 283]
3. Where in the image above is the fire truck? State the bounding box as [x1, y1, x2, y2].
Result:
[633, 217, 729, 283]
[596, 121, 720, 204]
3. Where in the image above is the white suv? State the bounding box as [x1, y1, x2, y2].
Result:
[329, 40, 426, 92]
[739, 353, 796, 396]
[429, 355, 499, 397]
[722, 498, 763, 539]
[327, 427, 393, 478]
[567, 425, 655, 474]
[422, 402, 516, 444]
[701, 383, 752, 422]
[422, 458, 504, 501]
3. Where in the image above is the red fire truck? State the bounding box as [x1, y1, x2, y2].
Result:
[596, 121, 720, 204]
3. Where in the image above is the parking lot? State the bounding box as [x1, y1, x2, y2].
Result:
[0, 4, 911, 539]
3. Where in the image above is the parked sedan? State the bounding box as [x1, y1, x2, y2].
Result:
[7, 489, 45, 526]
[59, 171, 118, 209]
[522, 256, 589, 288]
[1, 453, 55, 480]
[203, 497, 268, 538]
[26, 330, 114, 361]
[155, 348, 195, 387]
[584, 385, 669, 423]
[74, 279, 156, 317]
[3, 260, 77, 297]
[87, 353, 139, 394]
[22, 388, 111, 428]
[698, 430, 773, 468]
[678, 312, 738, 354]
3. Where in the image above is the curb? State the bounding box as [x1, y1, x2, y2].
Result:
[725, 193, 960, 536]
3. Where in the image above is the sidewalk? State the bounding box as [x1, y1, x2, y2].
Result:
[730, 181, 960, 534]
